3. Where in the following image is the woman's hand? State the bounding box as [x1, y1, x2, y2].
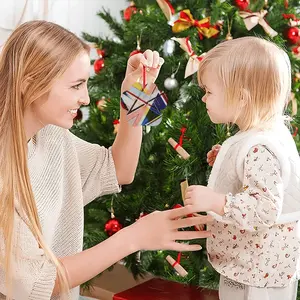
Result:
[121, 50, 164, 92]
[127, 205, 212, 252]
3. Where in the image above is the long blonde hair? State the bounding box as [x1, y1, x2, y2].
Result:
[0, 20, 90, 298]
[198, 36, 291, 131]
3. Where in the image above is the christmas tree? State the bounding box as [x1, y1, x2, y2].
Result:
[72, 0, 300, 290]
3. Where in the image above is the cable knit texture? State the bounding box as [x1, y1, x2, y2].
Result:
[0, 125, 121, 300]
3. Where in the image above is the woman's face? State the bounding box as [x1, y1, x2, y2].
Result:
[25, 51, 91, 136]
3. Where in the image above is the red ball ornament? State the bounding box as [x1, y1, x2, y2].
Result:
[94, 58, 105, 74]
[235, 0, 250, 10]
[104, 218, 123, 236]
[130, 49, 142, 57]
[96, 48, 106, 58]
[124, 1, 137, 22]
[286, 27, 300, 45]
[74, 108, 82, 121]
[172, 204, 183, 209]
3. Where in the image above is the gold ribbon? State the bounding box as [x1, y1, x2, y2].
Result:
[172, 10, 219, 39]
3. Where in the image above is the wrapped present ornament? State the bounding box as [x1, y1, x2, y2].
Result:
[168, 127, 190, 159]
[239, 10, 278, 38]
[121, 66, 168, 126]
[172, 37, 205, 78]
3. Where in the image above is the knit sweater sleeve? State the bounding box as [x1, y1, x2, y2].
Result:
[69, 131, 121, 205]
[219, 144, 284, 231]
[0, 211, 57, 300]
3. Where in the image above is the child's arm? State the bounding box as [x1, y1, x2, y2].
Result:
[217, 144, 283, 230]
[185, 144, 283, 231]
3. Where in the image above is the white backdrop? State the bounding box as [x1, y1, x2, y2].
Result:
[0, 0, 128, 48]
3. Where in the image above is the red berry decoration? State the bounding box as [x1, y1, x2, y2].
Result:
[286, 27, 300, 45]
[104, 218, 123, 236]
[94, 58, 105, 74]
[235, 0, 250, 10]
[96, 48, 106, 58]
[124, 1, 137, 21]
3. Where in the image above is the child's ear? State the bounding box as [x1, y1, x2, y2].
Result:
[240, 88, 250, 108]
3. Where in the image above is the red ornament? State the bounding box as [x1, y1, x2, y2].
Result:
[74, 108, 82, 121]
[104, 218, 123, 236]
[96, 48, 106, 58]
[286, 27, 300, 44]
[94, 58, 105, 74]
[172, 204, 183, 209]
[124, 1, 137, 21]
[130, 48, 142, 57]
[235, 0, 250, 10]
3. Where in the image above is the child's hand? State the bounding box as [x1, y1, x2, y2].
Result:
[184, 185, 226, 216]
[207, 144, 221, 166]
[121, 50, 164, 92]
[128, 205, 212, 252]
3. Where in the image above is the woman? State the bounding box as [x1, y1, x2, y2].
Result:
[0, 20, 211, 299]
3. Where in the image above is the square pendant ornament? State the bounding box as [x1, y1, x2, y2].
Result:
[121, 66, 168, 126]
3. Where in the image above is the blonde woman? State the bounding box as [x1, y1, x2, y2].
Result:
[0, 20, 212, 300]
[183, 37, 300, 299]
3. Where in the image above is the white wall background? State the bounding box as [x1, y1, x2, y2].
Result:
[0, 0, 128, 48]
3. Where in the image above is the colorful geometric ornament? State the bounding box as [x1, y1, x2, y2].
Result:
[121, 81, 168, 126]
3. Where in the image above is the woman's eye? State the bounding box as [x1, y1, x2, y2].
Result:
[72, 83, 83, 90]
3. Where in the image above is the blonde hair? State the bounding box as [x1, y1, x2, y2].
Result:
[0, 20, 89, 298]
[198, 36, 291, 131]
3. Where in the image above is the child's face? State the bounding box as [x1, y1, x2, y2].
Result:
[201, 68, 234, 124]
[29, 51, 91, 130]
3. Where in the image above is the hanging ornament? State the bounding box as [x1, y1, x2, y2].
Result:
[284, 0, 289, 9]
[113, 119, 120, 135]
[292, 46, 300, 58]
[172, 37, 206, 78]
[225, 18, 233, 40]
[168, 126, 190, 160]
[94, 58, 105, 74]
[163, 39, 176, 56]
[166, 253, 188, 277]
[96, 96, 107, 111]
[124, 1, 137, 21]
[164, 74, 178, 90]
[164, 62, 180, 90]
[156, 0, 175, 21]
[104, 197, 123, 236]
[235, 0, 250, 10]
[121, 66, 168, 127]
[104, 218, 123, 236]
[130, 35, 143, 57]
[97, 48, 106, 58]
[239, 10, 278, 38]
[172, 10, 219, 40]
[282, 14, 300, 27]
[285, 27, 300, 44]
